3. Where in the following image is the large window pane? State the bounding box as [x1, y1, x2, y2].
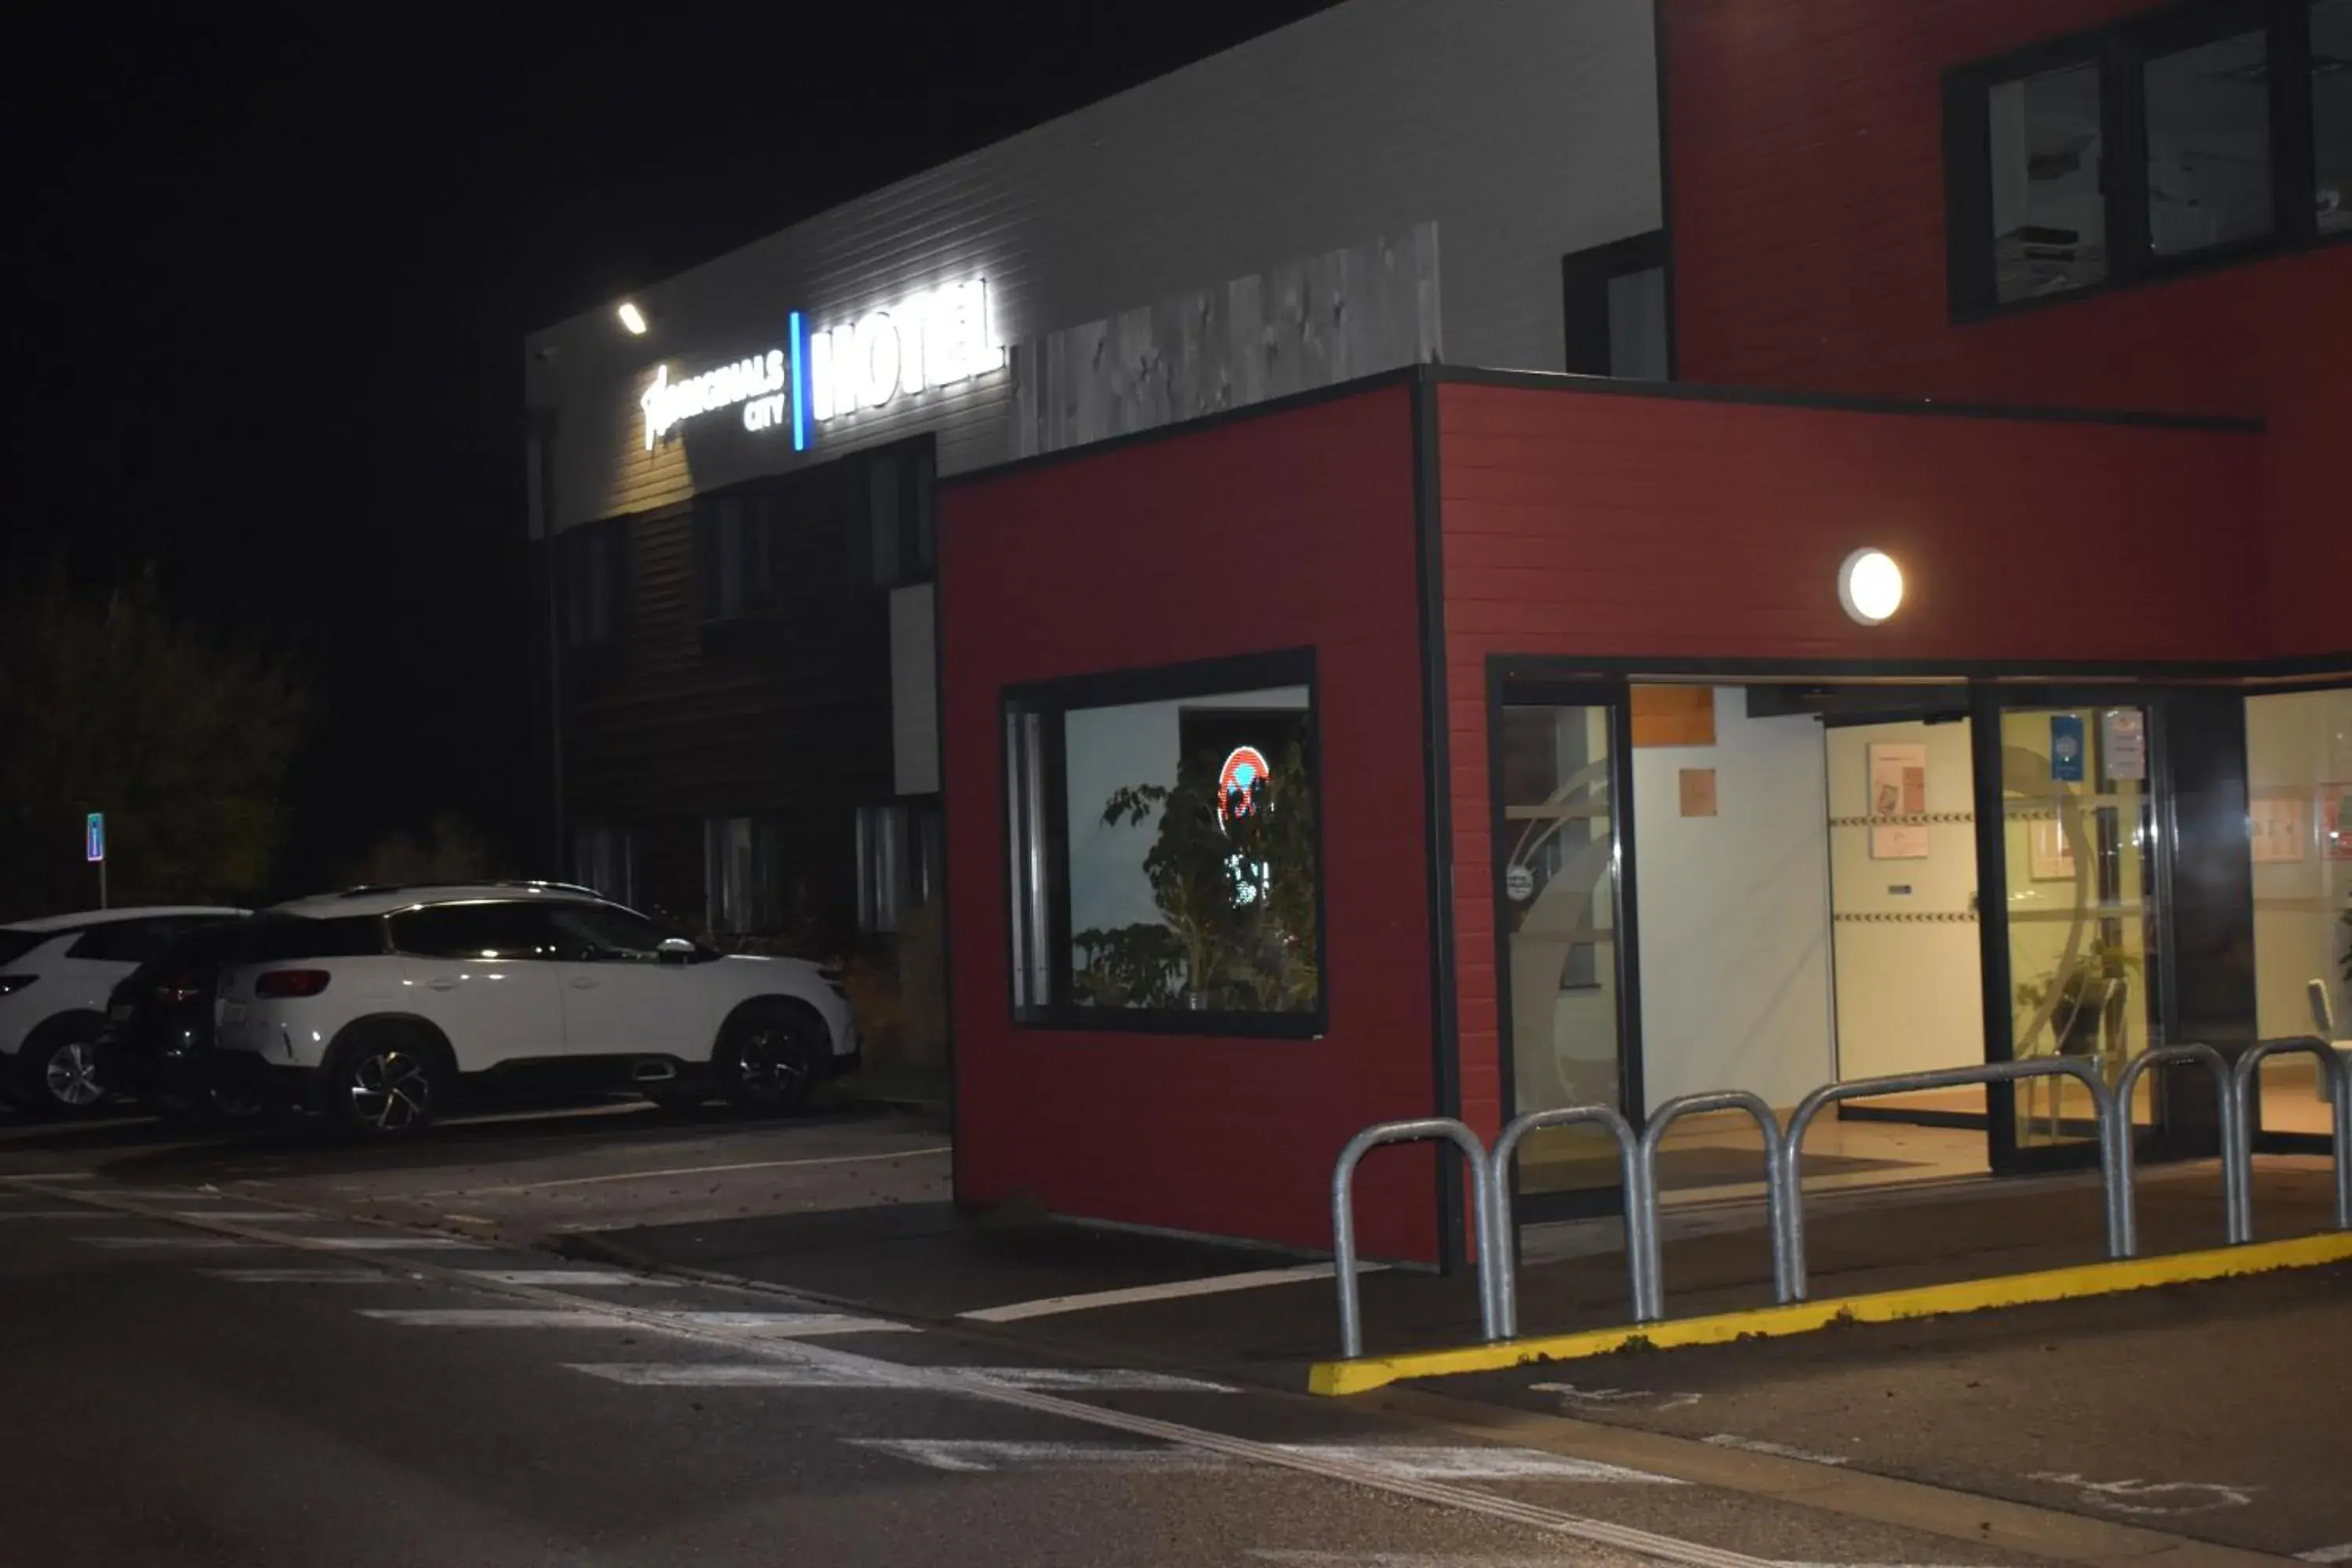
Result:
[704, 815, 782, 936]
[2145, 28, 2274, 257]
[2316, 0, 2352, 234]
[1007, 666, 1322, 1025]
[2247, 688, 2352, 1051]
[1988, 62, 2108, 301]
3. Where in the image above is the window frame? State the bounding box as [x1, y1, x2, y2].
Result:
[557, 516, 630, 650]
[1944, 0, 2344, 320]
[1001, 646, 1329, 1040]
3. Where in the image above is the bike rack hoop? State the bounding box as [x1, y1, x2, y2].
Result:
[1330, 1117, 1501, 1362]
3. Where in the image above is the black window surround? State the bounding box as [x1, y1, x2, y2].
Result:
[691, 436, 936, 624]
[557, 517, 629, 651]
[1561, 230, 1674, 379]
[1944, 0, 2348, 320]
[1003, 646, 1329, 1040]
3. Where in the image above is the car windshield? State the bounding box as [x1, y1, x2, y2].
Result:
[546, 902, 708, 961]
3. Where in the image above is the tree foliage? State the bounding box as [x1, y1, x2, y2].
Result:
[0, 568, 311, 919]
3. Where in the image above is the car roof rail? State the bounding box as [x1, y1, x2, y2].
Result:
[333, 880, 605, 900]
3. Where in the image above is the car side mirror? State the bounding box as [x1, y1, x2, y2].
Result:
[656, 937, 697, 964]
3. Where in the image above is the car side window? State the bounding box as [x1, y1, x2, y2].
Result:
[546, 902, 681, 961]
[67, 919, 174, 964]
[388, 903, 562, 961]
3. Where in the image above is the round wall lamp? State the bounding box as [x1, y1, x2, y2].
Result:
[1838, 547, 1904, 626]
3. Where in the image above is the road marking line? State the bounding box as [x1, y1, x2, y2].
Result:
[461, 1269, 663, 1287]
[1312, 1229, 2352, 1394]
[569, 1363, 1232, 1391]
[1530, 1381, 1703, 1412]
[1, 1171, 96, 1180]
[2025, 1471, 2259, 1517]
[2297, 1545, 2352, 1563]
[362, 1308, 911, 1335]
[201, 1268, 395, 1283]
[21, 1185, 1814, 1568]
[1704, 1435, 1849, 1467]
[959, 1261, 1385, 1323]
[158, 1210, 315, 1222]
[420, 1144, 953, 1197]
[77, 1236, 260, 1250]
[305, 1236, 485, 1250]
[0, 1210, 136, 1220]
[850, 1439, 1681, 1481]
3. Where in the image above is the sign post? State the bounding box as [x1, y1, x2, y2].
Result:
[86, 811, 107, 909]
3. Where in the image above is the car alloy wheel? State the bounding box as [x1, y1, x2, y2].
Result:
[727, 1021, 816, 1112]
[347, 1048, 434, 1133]
[43, 1040, 107, 1109]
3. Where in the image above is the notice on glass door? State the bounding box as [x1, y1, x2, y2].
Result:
[1867, 741, 1929, 860]
[2102, 709, 2146, 782]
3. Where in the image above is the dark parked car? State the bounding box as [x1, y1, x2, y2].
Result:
[99, 917, 270, 1124]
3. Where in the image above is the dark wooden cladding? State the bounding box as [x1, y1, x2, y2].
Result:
[559, 441, 922, 931]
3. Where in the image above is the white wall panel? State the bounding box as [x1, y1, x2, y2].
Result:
[526, 0, 1661, 531]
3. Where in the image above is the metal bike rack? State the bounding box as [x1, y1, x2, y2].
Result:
[1330, 1117, 1501, 1361]
[1486, 1105, 1643, 1338]
[1635, 1090, 1795, 1319]
[2111, 1043, 2245, 1254]
[1780, 1058, 2123, 1301]
[2228, 1036, 2352, 1236]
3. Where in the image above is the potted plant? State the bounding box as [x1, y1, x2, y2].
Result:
[2014, 935, 2142, 1062]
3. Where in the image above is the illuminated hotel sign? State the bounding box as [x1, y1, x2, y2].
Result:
[639, 278, 999, 452]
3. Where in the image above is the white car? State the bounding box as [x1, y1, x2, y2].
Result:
[1, 906, 250, 1115]
[211, 884, 858, 1135]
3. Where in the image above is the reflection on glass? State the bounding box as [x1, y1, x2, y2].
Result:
[1498, 703, 1624, 1197]
[2001, 709, 2156, 1147]
[2145, 29, 2274, 257]
[1989, 62, 2108, 300]
[2315, 0, 2352, 235]
[2245, 688, 2352, 1134]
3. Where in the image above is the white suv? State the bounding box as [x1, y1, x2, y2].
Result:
[212, 884, 858, 1136]
[1, 906, 249, 1115]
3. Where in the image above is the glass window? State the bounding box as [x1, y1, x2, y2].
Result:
[855, 801, 944, 936]
[704, 815, 783, 936]
[695, 492, 780, 620]
[1561, 231, 1671, 378]
[855, 442, 935, 589]
[1007, 657, 1322, 1028]
[561, 520, 626, 648]
[572, 824, 634, 906]
[388, 902, 561, 961]
[545, 902, 701, 962]
[1987, 61, 2108, 301]
[2145, 27, 2275, 257]
[2245, 688, 2352, 1047]
[2315, 0, 2352, 235]
[69, 917, 205, 965]
[246, 915, 385, 961]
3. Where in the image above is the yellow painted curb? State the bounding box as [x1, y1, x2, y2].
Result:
[1308, 1230, 2352, 1396]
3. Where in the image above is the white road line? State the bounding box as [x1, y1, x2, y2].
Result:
[851, 1440, 1682, 1482]
[201, 1268, 394, 1283]
[422, 1144, 953, 1197]
[461, 1269, 662, 1287]
[0, 1210, 136, 1220]
[2, 1171, 96, 1180]
[78, 1236, 260, 1250]
[304, 1236, 485, 1251]
[569, 1363, 1233, 1392]
[1704, 1435, 1850, 1467]
[362, 1309, 912, 1335]
[1250, 1555, 1589, 1566]
[958, 1261, 1385, 1323]
[157, 1210, 315, 1222]
[2296, 1546, 2352, 1564]
[33, 1184, 1792, 1568]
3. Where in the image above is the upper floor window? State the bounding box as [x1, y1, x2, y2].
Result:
[857, 440, 936, 590]
[558, 518, 628, 649]
[1946, 1, 2350, 315]
[1562, 230, 1671, 379]
[572, 824, 634, 907]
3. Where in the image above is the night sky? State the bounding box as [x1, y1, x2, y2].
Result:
[6, 9, 1332, 891]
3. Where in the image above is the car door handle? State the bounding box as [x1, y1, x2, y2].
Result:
[428, 978, 459, 992]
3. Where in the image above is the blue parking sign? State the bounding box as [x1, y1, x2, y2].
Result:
[86, 812, 105, 863]
[2049, 715, 2085, 783]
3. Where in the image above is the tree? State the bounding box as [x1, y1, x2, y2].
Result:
[0, 567, 311, 920]
[332, 811, 511, 890]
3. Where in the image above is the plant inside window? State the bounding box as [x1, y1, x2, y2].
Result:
[1071, 738, 1319, 1013]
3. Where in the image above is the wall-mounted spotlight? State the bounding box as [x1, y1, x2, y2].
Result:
[616, 301, 649, 336]
[1837, 547, 1904, 626]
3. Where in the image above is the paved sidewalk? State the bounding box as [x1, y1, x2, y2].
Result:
[560, 1160, 2340, 1379]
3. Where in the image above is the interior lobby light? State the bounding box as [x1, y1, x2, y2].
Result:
[616, 301, 649, 336]
[1838, 547, 1904, 626]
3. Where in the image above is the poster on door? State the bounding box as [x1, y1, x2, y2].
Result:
[1867, 742, 1929, 860]
[2249, 794, 2307, 864]
[2325, 783, 2352, 862]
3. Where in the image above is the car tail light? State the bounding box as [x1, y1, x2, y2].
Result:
[254, 968, 332, 999]
[157, 970, 209, 1005]
[0, 975, 34, 996]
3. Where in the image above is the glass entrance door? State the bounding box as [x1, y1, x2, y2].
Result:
[1494, 693, 1633, 1214]
[1995, 703, 2159, 1159]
